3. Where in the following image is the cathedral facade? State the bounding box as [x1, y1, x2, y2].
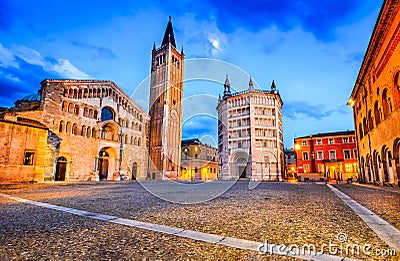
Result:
[217, 76, 284, 181]
[0, 79, 149, 182]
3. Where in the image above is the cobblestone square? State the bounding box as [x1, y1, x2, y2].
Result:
[0, 181, 399, 260]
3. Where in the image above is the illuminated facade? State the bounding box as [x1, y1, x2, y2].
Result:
[148, 17, 184, 180]
[0, 113, 48, 182]
[294, 131, 358, 181]
[217, 76, 284, 181]
[284, 148, 297, 180]
[180, 139, 218, 181]
[0, 79, 149, 182]
[348, 0, 400, 186]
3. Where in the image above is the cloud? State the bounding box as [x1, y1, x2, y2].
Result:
[0, 43, 19, 68]
[72, 41, 117, 60]
[51, 59, 91, 79]
[158, 0, 365, 41]
[344, 51, 365, 63]
[182, 114, 217, 140]
[0, 43, 91, 107]
[283, 101, 350, 120]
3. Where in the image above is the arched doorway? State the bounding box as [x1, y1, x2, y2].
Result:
[55, 157, 67, 181]
[132, 162, 137, 180]
[98, 150, 109, 180]
[236, 158, 248, 178]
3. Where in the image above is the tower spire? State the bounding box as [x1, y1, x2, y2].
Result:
[271, 79, 276, 90]
[162, 16, 176, 48]
[223, 74, 231, 98]
[249, 76, 254, 91]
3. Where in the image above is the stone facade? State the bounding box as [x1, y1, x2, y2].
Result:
[0, 113, 48, 182]
[180, 138, 218, 181]
[148, 17, 184, 180]
[348, 0, 400, 186]
[3, 79, 149, 182]
[217, 76, 284, 181]
[294, 131, 358, 182]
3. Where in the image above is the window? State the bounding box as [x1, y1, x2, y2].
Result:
[302, 141, 307, 146]
[101, 107, 114, 121]
[238, 142, 242, 148]
[344, 150, 351, 159]
[318, 164, 324, 173]
[303, 164, 310, 173]
[317, 151, 324, 160]
[316, 139, 322, 145]
[24, 152, 35, 165]
[302, 152, 309, 160]
[353, 149, 357, 158]
[328, 138, 334, 144]
[345, 164, 353, 173]
[329, 150, 336, 160]
[343, 137, 349, 143]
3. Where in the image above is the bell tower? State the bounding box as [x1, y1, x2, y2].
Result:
[148, 16, 184, 180]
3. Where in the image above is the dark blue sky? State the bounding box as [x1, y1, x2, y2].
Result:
[0, 0, 383, 147]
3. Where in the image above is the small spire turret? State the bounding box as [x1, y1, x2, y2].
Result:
[249, 76, 254, 91]
[223, 74, 231, 98]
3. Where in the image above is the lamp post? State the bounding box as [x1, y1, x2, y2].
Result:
[119, 126, 123, 180]
[294, 143, 300, 180]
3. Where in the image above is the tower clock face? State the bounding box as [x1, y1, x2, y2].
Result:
[170, 109, 178, 120]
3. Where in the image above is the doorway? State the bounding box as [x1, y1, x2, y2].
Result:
[132, 162, 137, 180]
[98, 150, 110, 180]
[55, 157, 67, 181]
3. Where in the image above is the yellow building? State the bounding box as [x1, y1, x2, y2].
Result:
[348, 0, 400, 186]
[0, 113, 48, 183]
[180, 139, 218, 181]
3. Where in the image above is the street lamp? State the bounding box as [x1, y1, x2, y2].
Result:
[294, 143, 300, 180]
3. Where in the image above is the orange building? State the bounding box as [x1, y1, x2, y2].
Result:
[348, 0, 400, 186]
[294, 131, 358, 182]
[0, 113, 48, 183]
[180, 139, 218, 181]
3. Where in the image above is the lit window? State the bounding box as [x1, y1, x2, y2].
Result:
[304, 164, 310, 173]
[345, 164, 352, 173]
[24, 152, 34, 165]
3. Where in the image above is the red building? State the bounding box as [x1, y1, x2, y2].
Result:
[294, 130, 358, 181]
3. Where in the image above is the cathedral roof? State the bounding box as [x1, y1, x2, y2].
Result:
[161, 16, 176, 48]
[19, 93, 41, 102]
